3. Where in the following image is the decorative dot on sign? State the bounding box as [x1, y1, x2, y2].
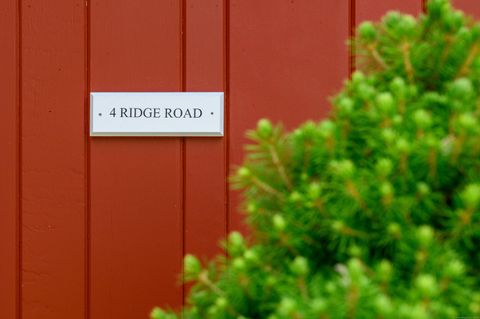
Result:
[98, 113, 102, 116]
[211, 112, 214, 115]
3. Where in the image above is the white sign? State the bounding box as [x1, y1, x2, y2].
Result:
[90, 92, 224, 136]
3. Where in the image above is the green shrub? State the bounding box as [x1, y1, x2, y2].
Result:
[153, 0, 480, 317]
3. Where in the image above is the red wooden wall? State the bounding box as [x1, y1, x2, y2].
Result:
[0, 0, 478, 318]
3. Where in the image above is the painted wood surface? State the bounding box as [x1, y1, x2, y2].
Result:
[0, 0, 19, 318]
[21, 0, 86, 318]
[4, 1, 480, 318]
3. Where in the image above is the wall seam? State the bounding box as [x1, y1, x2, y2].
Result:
[224, 0, 230, 242]
[349, 0, 356, 76]
[84, 0, 91, 318]
[16, 0, 22, 317]
[181, 0, 187, 308]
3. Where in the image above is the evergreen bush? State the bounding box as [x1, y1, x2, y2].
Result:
[152, 0, 480, 317]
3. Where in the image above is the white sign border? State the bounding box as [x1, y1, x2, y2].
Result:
[90, 92, 224, 137]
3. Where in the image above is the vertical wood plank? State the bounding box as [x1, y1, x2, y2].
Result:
[0, 0, 19, 318]
[453, 0, 480, 18]
[228, 0, 350, 232]
[185, 0, 227, 259]
[21, 0, 86, 318]
[355, 0, 423, 25]
[89, 0, 184, 317]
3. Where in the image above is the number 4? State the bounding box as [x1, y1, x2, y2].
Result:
[109, 108, 116, 117]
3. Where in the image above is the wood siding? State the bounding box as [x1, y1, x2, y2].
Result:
[2, 0, 478, 318]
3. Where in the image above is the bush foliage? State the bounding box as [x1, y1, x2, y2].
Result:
[153, 0, 480, 317]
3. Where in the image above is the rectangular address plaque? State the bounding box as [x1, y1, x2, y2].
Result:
[90, 92, 224, 136]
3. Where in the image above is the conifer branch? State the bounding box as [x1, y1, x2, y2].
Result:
[440, 35, 454, 63]
[347, 285, 359, 319]
[345, 181, 368, 211]
[280, 233, 299, 255]
[268, 145, 293, 190]
[428, 148, 437, 180]
[459, 207, 474, 224]
[451, 135, 465, 163]
[457, 42, 479, 78]
[198, 271, 225, 296]
[298, 278, 310, 301]
[367, 44, 388, 70]
[251, 176, 284, 199]
[401, 42, 415, 83]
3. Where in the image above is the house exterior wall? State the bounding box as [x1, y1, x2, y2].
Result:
[0, 0, 476, 318]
